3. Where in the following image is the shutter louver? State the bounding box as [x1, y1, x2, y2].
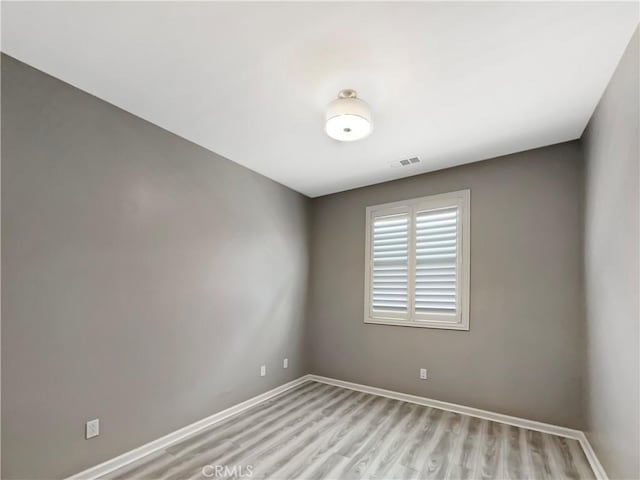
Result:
[414, 207, 458, 316]
[372, 213, 409, 314]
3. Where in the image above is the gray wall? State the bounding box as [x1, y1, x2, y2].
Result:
[307, 142, 585, 429]
[1, 55, 310, 479]
[582, 28, 639, 480]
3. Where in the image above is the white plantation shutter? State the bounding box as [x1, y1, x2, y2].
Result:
[365, 190, 470, 330]
[414, 207, 459, 318]
[371, 213, 409, 316]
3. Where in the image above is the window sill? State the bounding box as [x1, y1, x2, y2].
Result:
[364, 317, 469, 331]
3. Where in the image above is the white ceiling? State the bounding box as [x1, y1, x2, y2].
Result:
[2, 2, 638, 197]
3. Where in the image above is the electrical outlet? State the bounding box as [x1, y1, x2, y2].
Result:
[283, 358, 288, 369]
[260, 365, 266, 377]
[86, 419, 99, 439]
[420, 368, 428, 380]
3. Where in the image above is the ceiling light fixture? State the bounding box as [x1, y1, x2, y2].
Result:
[325, 89, 372, 142]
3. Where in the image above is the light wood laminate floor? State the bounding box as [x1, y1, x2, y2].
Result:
[103, 381, 595, 480]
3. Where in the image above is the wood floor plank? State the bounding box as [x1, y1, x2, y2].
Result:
[268, 392, 376, 480]
[381, 462, 421, 480]
[526, 429, 553, 480]
[292, 395, 393, 480]
[504, 424, 523, 480]
[262, 392, 372, 480]
[542, 428, 573, 480]
[335, 396, 396, 459]
[305, 453, 350, 480]
[418, 410, 462, 480]
[144, 384, 342, 480]
[335, 400, 411, 479]
[518, 423, 534, 479]
[101, 382, 597, 480]
[179, 385, 353, 480]
[234, 389, 365, 480]
[457, 415, 483, 480]
[399, 406, 444, 471]
[357, 402, 422, 480]
[442, 413, 470, 480]
[213, 386, 362, 480]
[166, 381, 329, 456]
[107, 383, 324, 480]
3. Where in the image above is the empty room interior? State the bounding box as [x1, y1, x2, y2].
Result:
[1, 2, 639, 480]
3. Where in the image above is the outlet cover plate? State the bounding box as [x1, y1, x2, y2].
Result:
[86, 418, 99, 439]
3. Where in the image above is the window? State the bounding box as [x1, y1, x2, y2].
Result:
[364, 190, 470, 330]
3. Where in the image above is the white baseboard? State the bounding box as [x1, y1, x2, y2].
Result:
[67, 373, 609, 480]
[576, 432, 609, 480]
[308, 374, 581, 438]
[65, 375, 310, 480]
[308, 374, 609, 480]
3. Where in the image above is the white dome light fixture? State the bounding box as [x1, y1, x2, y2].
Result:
[325, 89, 372, 142]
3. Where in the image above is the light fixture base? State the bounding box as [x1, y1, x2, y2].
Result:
[338, 89, 358, 99]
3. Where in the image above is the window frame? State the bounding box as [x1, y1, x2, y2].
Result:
[364, 189, 470, 330]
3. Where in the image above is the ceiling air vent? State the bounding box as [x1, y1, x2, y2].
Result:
[389, 156, 421, 168]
